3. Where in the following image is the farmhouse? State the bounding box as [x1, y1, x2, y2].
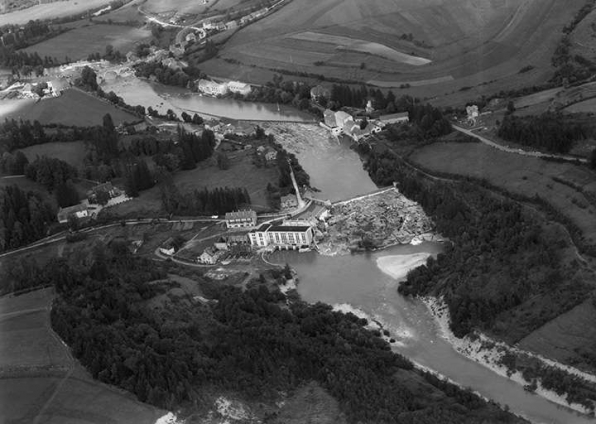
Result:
[87, 182, 118, 203]
[159, 238, 177, 256]
[225, 210, 257, 228]
[197, 247, 225, 264]
[334, 111, 353, 129]
[323, 109, 336, 127]
[198, 79, 228, 96]
[226, 20, 238, 30]
[248, 223, 314, 248]
[379, 112, 409, 124]
[227, 81, 251, 95]
[57, 204, 88, 224]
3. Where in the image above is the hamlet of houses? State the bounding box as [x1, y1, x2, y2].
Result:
[56, 182, 130, 224]
[321, 108, 409, 142]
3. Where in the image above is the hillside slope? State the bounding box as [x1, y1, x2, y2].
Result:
[202, 0, 588, 104]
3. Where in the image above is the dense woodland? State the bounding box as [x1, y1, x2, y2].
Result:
[497, 113, 591, 153]
[47, 248, 521, 423]
[133, 61, 198, 88]
[24, 156, 78, 192]
[354, 121, 596, 406]
[160, 179, 250, 216]
[0, 184, 55, 252]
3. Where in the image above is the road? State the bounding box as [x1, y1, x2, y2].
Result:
[452, 124, 588, 163]
[0, 218, 221, 260]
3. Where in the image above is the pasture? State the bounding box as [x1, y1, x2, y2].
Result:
[0, 287, 165, 424]
[0, 0, 112, 26]
[410, 142, 596, 243]
[20, 142, 88, 169]
[206, 0, 586, 106]
[2, 89, 138, 127]
[23, 23, 151, 62]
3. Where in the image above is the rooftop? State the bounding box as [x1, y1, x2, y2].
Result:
[225, 210, 256, 220]
[268, 225, 311, 232]
[379, 112, 409, 121]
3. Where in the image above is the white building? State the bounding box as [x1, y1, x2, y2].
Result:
[379, 112, 409, 124]
[248, 224, 314, 248]
[334, 111, 353, 129]
[227, 80, 251, 96]
[198, 79, 228, 96]
[225, 210, 257, 229]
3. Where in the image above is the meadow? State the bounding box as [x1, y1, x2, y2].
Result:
[23, 23, 150, 62]
[20, 142, 88, 169]
[410, 142, 596, 244]
[0, 0, 112, 26]
[3, 89, 138, 127]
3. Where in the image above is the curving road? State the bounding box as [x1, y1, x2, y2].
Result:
[452, 124, 588, 163]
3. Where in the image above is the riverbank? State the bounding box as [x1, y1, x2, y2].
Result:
[422, 296, 596, 416]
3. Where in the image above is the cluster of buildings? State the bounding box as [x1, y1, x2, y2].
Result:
[197, 79, 252, 96]
[56, 182, 130, 224]
[322, 109, 409, 142]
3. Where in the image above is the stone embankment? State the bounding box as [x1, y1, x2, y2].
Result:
[318, 188, 435, 255]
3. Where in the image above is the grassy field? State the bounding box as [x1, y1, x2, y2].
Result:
[20, 142, 88, 169]
[2, 89, 138, 127]
[0, 287, 166, 424]
[205, 0, 586, 106]
[519, 298, 596, 374]
[109, 147, 278, 217]
[0, 0, 112, 26]
[410, 142, 596, 244]
[23, 23, 150, 62]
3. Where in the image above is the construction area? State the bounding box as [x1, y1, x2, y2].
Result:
[318, 188, 435, 255]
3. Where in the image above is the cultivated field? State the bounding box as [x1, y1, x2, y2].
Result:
[0, 287, 166, 424]
[23, 23, 150, 62]
[0, 0, 112, 26]
[410, 142, 596, 243]
[2, 89, 138, 127]
[20, 142, 88, 169]
[206, 0, 586, 106]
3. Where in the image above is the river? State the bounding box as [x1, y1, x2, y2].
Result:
[268, 134, 593, 424]
[101, 77, 313, 122]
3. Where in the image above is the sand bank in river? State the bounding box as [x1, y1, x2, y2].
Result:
[375, 253, 432, 281]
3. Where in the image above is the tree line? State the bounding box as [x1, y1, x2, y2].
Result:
[160, 180, 250, 215]
[0, 184, 55, 252]
[497, 113, 590, 153]
[46, 247, 521, 423]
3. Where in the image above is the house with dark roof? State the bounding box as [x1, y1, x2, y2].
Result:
[57, 204, 88, 224]
[225, 210, 257, 228]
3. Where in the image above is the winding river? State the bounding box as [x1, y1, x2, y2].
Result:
[268, 134, 593, 424]
[103, 78, 593, 423]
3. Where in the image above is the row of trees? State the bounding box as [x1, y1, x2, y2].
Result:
[133, 61, 195, 88]
[48, 248, 520, 423]
[160, 181, 250, 215]
[0, 118, 48, 151]
[497, 113, 590, 153]
[0, 184, 55, 252]
[0, 150, 29, 175]
[24, 156, 78, 192]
